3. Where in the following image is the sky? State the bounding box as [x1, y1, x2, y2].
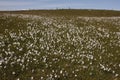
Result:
[0, 0, 120, 11]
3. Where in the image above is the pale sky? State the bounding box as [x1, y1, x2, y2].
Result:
[0, 0, 119, 10]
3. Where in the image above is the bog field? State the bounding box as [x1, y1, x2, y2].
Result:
[0, 10, 120, 80]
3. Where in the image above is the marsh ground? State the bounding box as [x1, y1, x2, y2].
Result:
[0, 10, 120, 80]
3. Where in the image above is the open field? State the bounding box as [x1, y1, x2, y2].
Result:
[0, 10, 120, 80]
[1, 9, 120, 17]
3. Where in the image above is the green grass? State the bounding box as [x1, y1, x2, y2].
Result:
[1, 9, 120, 17]
[0, 10, 120, 80]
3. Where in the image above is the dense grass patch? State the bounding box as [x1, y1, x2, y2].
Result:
[0, 14, 120, 80]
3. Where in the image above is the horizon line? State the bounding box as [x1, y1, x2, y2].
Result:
[0, 8, 120, 11]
